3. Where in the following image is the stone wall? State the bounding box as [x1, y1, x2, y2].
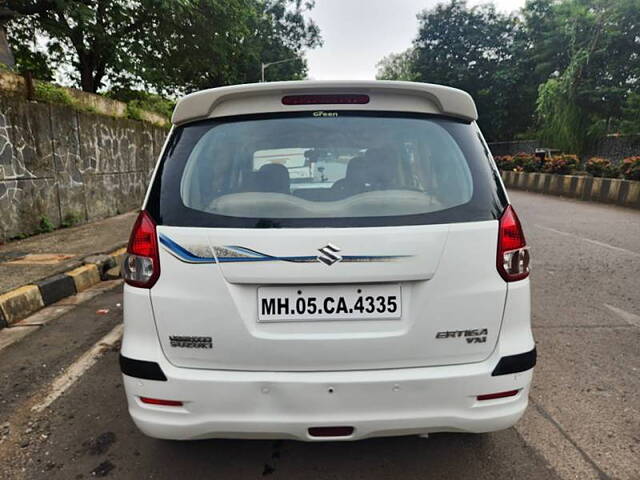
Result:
[0, 95, 167, 241]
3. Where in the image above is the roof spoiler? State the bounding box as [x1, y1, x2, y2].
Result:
[172, 80, 478, 125]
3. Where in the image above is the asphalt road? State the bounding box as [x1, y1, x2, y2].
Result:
[0, 190, 638, 480]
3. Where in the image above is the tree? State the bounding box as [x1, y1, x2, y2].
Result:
[409, 0, 523, 141]
[5, 0, 321, 94]
[534, 0, 640, 152]
[134, 0, 321, 93]
[376, 49, 418, 81]
[0, 1, 57, 68]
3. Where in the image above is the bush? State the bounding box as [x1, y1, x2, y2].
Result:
[513, 152, 543, 172]
[621, 156, 640, 181]
[126, 102, 144, 121]
[495, 153, 543, 172]
[34, 82, 74, 106]
[107, 88, 174, 120]
[61, 211, 83, 228]
[585, 157, 619, 178]
[38, 216, 55, 234]
[543, 154, 580, 175]
[495, 155, 516, 171]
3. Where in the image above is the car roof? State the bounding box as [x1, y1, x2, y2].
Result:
[172, 80, 478, 126]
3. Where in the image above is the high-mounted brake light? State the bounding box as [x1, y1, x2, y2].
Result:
[497, 205, 530, 282]
[123, 211, 160, 288]
[282, 94, 369, 105]
[308, 426, 355, 437]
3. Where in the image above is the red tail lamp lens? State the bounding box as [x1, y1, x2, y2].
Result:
[128, 211, 158, 257]
[282, 94, 369, 105]
[499, 205, 526, 251]
[123, 211, 160, 288]
[497, 205, 530, 282]
[477, 390, 519, 401]
[140, 397, 183, 407]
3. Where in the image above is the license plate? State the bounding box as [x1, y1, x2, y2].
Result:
[257, 284, 402, 322]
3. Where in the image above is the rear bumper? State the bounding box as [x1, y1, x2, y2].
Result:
[121, 351, 534, 441]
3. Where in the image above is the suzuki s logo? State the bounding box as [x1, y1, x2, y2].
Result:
[317, 244, 342, 266]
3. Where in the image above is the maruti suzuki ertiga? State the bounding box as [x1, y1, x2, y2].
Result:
[120, 81, 535, 441]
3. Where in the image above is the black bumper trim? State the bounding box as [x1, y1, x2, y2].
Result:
[491, 347, 537, 376]
[119, 354, 167, 381]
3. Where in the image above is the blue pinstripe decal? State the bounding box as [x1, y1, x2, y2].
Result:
[159, 234, 216, 263]
[159, 234, 410, 264]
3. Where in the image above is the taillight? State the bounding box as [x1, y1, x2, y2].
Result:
[123, 211, 160, 288]
[497, 205, 530, 282]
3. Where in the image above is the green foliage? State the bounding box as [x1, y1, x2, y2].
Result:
[542, 154, 580, 175]
[494, 155, 516, 171]
[621, 157, 640, 181]
[107, 88, 174, 119]
[125, 102, 144, 121]
[585, 157, 619, 178]
[408, 0, 528, 141]
[5, 0, 321, 94]
[495, 153, 544, 172]
[11, 46, 54, 81]
[513, 152, 543, 172]
[38, 215, 55, 234]
[79, 105, 98, 114]
[536, 52, 591, 153]
[374, 0, 640, 145]
[619, 93, 640, 134]
[61, 211, 83, 228]
[34, 82, 74, 106]
[132, 0, 321, 93]
[376, 49, 418, 81]
[534, 0, 640, 152]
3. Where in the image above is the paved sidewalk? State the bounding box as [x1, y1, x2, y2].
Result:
[0, 212, 136, 295]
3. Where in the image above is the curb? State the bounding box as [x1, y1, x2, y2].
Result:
[501, 171, 640, 209]
[0, 246, 126, 329]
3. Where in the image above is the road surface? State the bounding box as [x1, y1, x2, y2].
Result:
[0, 190, 638, 479]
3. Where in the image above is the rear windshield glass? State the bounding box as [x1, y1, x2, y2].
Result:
[148, 112, 506, 228]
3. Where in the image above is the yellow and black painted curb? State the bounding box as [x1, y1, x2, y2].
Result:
[0, 246, 126, 329]
[501, 171, 640, 210]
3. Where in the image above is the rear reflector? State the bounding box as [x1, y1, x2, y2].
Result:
[140, 397, 183, 407]
[308, 426, 354, 437]
[476, 390, 519, 401]
[282, 94, 369, 105]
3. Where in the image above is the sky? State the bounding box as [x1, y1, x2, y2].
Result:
[305, 0, 526, 80]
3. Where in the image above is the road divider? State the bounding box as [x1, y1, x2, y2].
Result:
[0, 247, 126, 329]
[501, 171, 640, 209]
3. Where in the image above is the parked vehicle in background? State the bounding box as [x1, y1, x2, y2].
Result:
[120, 80, 535, 441]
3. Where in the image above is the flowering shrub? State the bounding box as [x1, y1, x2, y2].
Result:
[585, 157, 619, 178]
[495, 153, 542, 172]
[494, 155, 516, 170]
[543, 154, 580, 175]
[513, 152, 543, 172]
[621, 156, 640, 181]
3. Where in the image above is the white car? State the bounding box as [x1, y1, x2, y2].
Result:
[120, 81, 535, 441]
